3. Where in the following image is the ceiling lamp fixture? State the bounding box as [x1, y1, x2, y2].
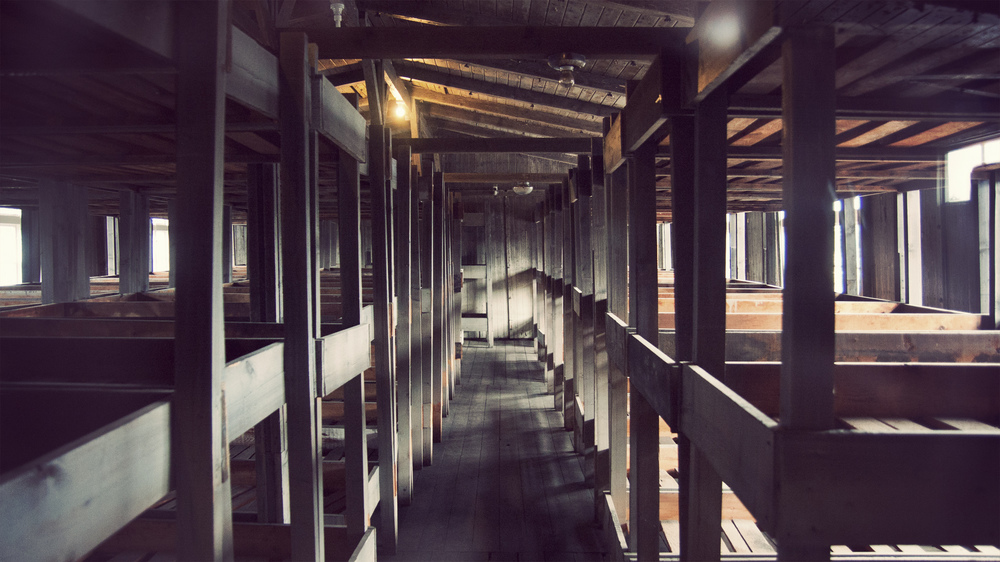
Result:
[548, 53, 587, 88]
[512, 182, 533, 195]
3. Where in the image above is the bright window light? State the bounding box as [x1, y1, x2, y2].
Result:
[0, 208, 22, 286]
[945, 138, 1000, 203]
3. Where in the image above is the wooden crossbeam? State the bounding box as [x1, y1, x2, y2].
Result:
[398, 136, 593, 154]
[300, 26, 686, 60]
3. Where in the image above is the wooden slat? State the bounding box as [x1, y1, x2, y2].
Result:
[319, 324, 373, 396]
[223, 341, 286, 438]
[681, 364, 777, 528]
[398, 137, 593, 154]
[313, 76, 366, 162]
[776, 431, 1000, 545]
[0, 400, 171, 562]
[92, 518, 370, 562]
[627, 334, 679, 428]
[228, 26, 279, 118]
[657, 311, 985, 330]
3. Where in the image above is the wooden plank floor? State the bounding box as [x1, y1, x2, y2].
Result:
[381, 339, 607, 561]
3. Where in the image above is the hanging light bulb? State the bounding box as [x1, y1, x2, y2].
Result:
[548, 53, 587, 89]
[393, 100, 407, 118]
[512, 182, 533, 195]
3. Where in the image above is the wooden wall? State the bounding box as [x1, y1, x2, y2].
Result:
[445, 153, 568, 341]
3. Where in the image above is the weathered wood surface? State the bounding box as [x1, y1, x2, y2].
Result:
[0, 396, 171, 562]
[659, 330, 1000, 363]
[91, 517, 372, 562]
[658, 311, 986, 330]
[726, 361, 1000, 420]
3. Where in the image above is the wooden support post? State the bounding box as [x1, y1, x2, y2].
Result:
[248, 162, 289, 524]
[842, 197, 860, 295]
[395, 146, 414, 505]
[369, 123, 399, 551]
[534, 207, 544, 361]
[860, 192, 901, 301]
[222, 204, 233, 284]
[552, 184, 565, 413]
[592, 135, 611, 520]
[38, 183, 89, 303]
[337, 146, 370, 537]
[669, 115, 697, 559]
[173, 1, 234, 558]
[728, 214, 739, 280]
[576, 156, 596, 454]
[607, 163, 629, 525]
[683, 89, 729, 562]
[452, 193, 463, 387]
[562, 178, 576, 429]
[988, 172, 999, 328]
[86, 215, 108, 278]
[628, 142, 660, 560]
[20, 207, 40, 283]
[420, 158, 434, 464]
[764, 211, 782, 287]
[432, 171, 446, 441]
[119, 189, 150, 294]
[411, 165, 425, 470]
[542, 191, 556, 395]
[746, 212, 765, 283]
[778, 25, 836, 561]
[279, 31, 323, 561]
[168, 200, 177, 288]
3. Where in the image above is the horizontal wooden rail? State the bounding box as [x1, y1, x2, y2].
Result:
[658, 312, 986, 331]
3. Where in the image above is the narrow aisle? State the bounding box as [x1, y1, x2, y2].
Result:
[382, 340, 606, 561]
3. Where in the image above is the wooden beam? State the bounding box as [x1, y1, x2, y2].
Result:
[0, 400, 172, 562]
[313, 75, 368, 163]
[729, 93, 1000, 122]
[423, 103, 595, 139]
[691, 0, 781, 101]
[118, 190, 150, 294]
[420, 158, 435, 464]
[172, 0, 233, 557]
[412, 86, 603, 135]
[398, 136, 592, 154]
[38, 182, 89, 304]
[410, 162, 425, 470]
[455, 58, 627, 95]
[279, 31, 324, 560]
[303, 26, 686, 60]
[397, 62, 616, 117]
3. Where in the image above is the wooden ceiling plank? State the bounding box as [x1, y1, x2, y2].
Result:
[411, 86, 602, 134]
[730, 119, 783, 147]
[301, 25, 686, 60]
[455, 58, 627, 94]
[837, 120, 920, 147]
[397, 62, 616, 116]
[423, 103, 595, 138]
[398, 135, 593, 154]
[888, 121, 985, 147]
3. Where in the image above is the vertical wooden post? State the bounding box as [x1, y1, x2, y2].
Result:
[562, 178, 575, 429]
[337, 146, 370, 537]
[778, 24, 836, 561]
[669, 115, 697, 559]
[575, 156, 596, 453]
[746, 212, 765, 283]
[370, 123, 399, 551]
[173, 1, 233, 558]
[420, 158, 435, 464]
[591, 135, 611, 520]
[119, 189, 150, 294]
[86, 215, 108, 278]
[452, 193, 464, 386]
[20, 207, 40, 284]
[764, 212, 782, 286]
[168, 200, 177, 288]
[843, 197, 859, 295]
[38, 183, 89, 304]
[547, 196, 555, 371]
[607, 164, 629, 525]
[627, 142, 660, 560]
[248, 162, 289, 524]
[411, 165, 425, 470]
[279, 31, 323, 561]
[682, 88, 729, 562]
[551, 184, 565, 413]
[860, 193, 901, 301]
[222, 204, 233, 284]
[395, 146, 414, 505]
[432, 171, 446, 441]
